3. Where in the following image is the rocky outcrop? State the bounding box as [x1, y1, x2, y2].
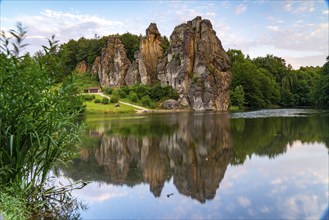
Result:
[158, 16, 231, 111]
[91, 56, 100, 76]
[161, 99, 179, 109]
[75, 60, 88, 74]
[92, 36, 131, 87]
[125, 23, 164, 85]
[87, 16, 231, 110]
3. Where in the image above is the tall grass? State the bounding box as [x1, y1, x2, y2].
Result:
[0, 23, 85, 218]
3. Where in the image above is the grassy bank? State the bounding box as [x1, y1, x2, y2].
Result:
[83, 94, 138, 114]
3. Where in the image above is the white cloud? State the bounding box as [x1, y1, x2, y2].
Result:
[235, 4, 247, 15]
[323, 10, 329, 15]
[238, 196, 251, 207]
[267, 26, 279, 32]
[1, 9, 124, 54]
[284, 1, 315, 13]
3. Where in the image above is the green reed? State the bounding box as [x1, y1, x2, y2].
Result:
[0, 23, 85, 219]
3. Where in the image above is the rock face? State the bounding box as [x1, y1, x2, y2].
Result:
[92, 36, 131, 87]
[86, 16, 231, 110]
[158, 16, 231, 110]
[161, 99, 179, 109]
[75, 60, 88, 74]
[125, 23, 164, 85]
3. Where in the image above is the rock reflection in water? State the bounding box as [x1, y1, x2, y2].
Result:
[67, 113, 232, 203]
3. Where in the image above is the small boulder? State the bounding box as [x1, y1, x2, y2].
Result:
[161, 99, 179, 109]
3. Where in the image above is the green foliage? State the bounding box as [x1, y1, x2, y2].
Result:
[57, 36, 108, 76]
[82, 94, 95, 101]
[141, 95, 151, 107]
[105, 87, 113, 94]
[314, 59, 329, 107]
[118, 89, 127, 98]
[110, 96, 119, 103]
[231, 85, 245, 107]
[160, 36, 170, 54]
[102, 97, 109, 104]
[229, 49, 323, 108]
[112, 89, 119, 95]
[94, 98, 101, 103]
[0, 24, 84, 218]
[119, 32, 140, 62]
[129, 91, 138, 102]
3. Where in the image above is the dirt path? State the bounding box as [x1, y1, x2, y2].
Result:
[97, 92, 150, 111]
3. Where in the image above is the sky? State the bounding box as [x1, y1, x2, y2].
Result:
[1, 0, 328, 68]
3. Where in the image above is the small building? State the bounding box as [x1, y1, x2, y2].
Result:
[87, 87, 100, 93]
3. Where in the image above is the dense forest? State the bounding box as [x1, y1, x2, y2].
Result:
[49, 35, 329, 109]
[228, 49, 329, 109]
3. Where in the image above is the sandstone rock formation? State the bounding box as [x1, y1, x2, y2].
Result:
[125, 23, 164, 85]
[158, 16, 231, 111]
[75, 60, 88, 74]
[92, 36, 131, 87]
[86, 16, 231, 110]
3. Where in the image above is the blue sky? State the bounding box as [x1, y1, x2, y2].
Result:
[1, 0, 328, 68]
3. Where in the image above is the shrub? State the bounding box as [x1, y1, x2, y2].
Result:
[133, 85, 150, 99]
[112, 89, 120, 97]
[141, 95, 151, 107]
[105, 87, 113, 95]
[110, 96, 119, 103]
[94, 98, 101, 103]
[129, 91, 138, 102]
[82, 94, 96, 101]
[118, 89, 127, 98]
[149, 101, 157, 109]
[120, 86, 131, 95]
[102, 97, 109, 104]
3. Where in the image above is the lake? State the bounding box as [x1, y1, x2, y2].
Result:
[55, 109, 329, 219]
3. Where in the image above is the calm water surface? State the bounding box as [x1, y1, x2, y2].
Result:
[57, 109, 329, 219]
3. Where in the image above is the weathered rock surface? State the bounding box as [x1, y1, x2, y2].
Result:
[125, 23, 164, 85]
[75, 60, 88, 74]
[158, 16, 231, 111]
[85, 16, 231, 110]
[161, 99, 179, 109]
[92, 36, 131, 87]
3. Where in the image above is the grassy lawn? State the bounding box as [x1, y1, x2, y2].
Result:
[83, 94, 138, 114]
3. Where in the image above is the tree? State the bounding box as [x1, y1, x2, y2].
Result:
[314, 57, 329, 107]
[231, 85, 245, 107]
[119, 32, 140, 62]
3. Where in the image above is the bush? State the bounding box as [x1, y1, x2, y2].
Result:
[149, 101, 157, 109]
[110, 96, 119, 103]
[133, 85, 150, 99]
[82, 94, 95, 101]
[105, 87, 113, 95]
[129, 91, 138, 102]
[94, 98, 101, 103]
[112, 89, 120, 97]
[141, 95, 151, 107]
[118, 89, 127, 98]
[120, 86, 131, 95]
[102, 97, 109, 104]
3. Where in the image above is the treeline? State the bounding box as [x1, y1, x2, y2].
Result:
[228, 49, 329, 108]
[52, 33, 170, 79]
[39, 33, 142, 79]
[35, 32, 328, 109]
